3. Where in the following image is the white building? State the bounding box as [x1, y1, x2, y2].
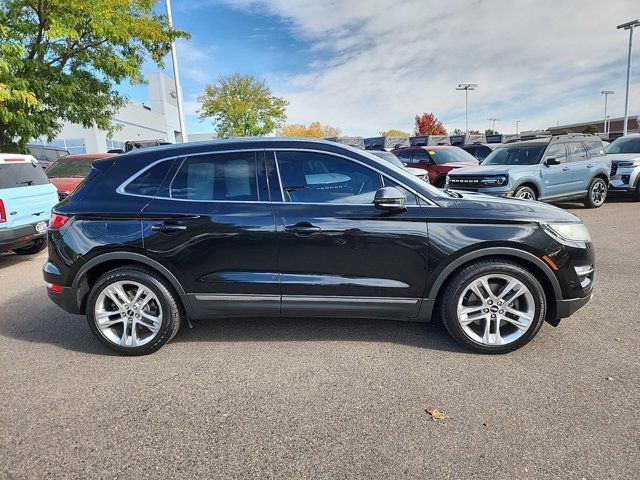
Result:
[39, 73, 188, 154]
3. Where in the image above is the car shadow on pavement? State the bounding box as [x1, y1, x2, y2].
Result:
[0, 286, 467, 355]
[174, 316, 467, 353]
[554, 195, 634, 209]
[0, 252, 41, 269]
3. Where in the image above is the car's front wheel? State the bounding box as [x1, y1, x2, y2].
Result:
[86, 266, 182, 355]
[513, 185, 537, 201]
[439, 260, 547, 353]
[583, 177, 607, 208]
[12, 238, 46, 255]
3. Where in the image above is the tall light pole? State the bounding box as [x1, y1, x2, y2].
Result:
[617, 19, 639, 137]
[515, 120, 520, 135]
[456, 83, 477, 133]
[165, 0, 188, 143]
[601, 90, 614, 136]
[488, 117, 499, 131]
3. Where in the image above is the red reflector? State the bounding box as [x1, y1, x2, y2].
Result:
[22, 235, 30, 241]
[0, 199, 5, 223]
[50, 213, 69, 229]
[47, 284, 63, 293]
[4, 158, 25, 162]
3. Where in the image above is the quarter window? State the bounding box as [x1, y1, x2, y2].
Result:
[125, 160, 175, 197]
[584, 141, 604, 157]
[276, 151, 383, 204]
[170, 152, 260, 201]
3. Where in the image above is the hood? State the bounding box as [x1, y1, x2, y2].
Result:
[49, 177, 84, 193]
[440, 161, 478, 169]
[450, 191, 581, 223]
[447, 164, 524, 176]
[405, 166, 428, 176]
[606, 153, 640, 163]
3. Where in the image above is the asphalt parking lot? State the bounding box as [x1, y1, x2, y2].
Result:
[0, 198, 638, 479]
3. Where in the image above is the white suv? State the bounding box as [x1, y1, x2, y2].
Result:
[606, 134, 640, 201]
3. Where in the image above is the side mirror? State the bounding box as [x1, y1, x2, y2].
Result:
[373, 187, 406, 210]
[544, 157, 561, 166]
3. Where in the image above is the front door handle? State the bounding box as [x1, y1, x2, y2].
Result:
[586, 164, 594, 168]
[284, 222, 321, 236]
[151, 223, 187, 233]
[562, 167, 570, 171]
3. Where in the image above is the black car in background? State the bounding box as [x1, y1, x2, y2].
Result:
[25, 144, 70, 168]
[44, 138, 595, 355]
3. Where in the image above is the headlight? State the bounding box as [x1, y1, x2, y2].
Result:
[480, 175, 508, 186]
[543, 222, 591, 244]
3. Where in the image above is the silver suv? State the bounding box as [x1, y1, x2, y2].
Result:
[605, 134, 640, 201]
[446, 134, 611, 208]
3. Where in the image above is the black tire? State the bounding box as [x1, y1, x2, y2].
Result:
[583, 177, 607, 208]
[631, 183, 640, 202]
[86, 265, 182, 356]
[12, 238, 47, 255]
[439, 259, 547, 354]
[513, 185, 537, 201]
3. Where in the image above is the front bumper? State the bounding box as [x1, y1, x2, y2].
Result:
[0, 223, 47, 252]
[609, 166, 640, 192]
[556, 294, 592, 318]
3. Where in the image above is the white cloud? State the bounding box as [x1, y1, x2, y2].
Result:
[205, 0, 639, 135]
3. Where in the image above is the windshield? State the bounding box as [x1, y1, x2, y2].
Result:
[605, 136, 640, 154]
[482, 144, 546, 166]
[369, 151, 405, 169]
[46, 157, 94, 178]
[428, 148, 477, 165]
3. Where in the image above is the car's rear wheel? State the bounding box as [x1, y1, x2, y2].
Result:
[513, 185, 537, 201]
[12, 238, 47, 255]
[440, 260, 546, 353]
[86, 266, 182, 355]
[583, 177, 607, 208]
[631, 182, 640, 202]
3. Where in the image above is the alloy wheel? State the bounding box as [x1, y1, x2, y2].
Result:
[591, 180, 607, 206]
[456, 274, 535, 346]
[516, 190, 534, 200]
[94, 280, 163, 348]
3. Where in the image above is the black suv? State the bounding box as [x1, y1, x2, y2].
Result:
[44, 139, 595, 355]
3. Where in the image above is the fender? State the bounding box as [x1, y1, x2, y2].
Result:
[426, 246, 562, 301]
[73, 251, 194, 316]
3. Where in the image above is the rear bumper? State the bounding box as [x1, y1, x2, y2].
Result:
[0, 223, 47, 251]
[46, 285, 83, 315]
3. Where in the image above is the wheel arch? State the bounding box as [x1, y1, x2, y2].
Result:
[425, 248, 561, 325]
[73, 252, 191, 316]
[513, 180, 540, 197]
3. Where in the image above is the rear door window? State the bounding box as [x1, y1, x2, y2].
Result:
[0, 163, 50, 189]
[567, 142, 589, 162]
[170, 152, 260, 201]
[584, 141, 604, 157]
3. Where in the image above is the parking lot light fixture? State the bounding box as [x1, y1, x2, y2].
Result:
[456, 83, 477, 134]
[165, 0, 188, 143]
[488, 117, 499, 131]
[601, 91, 614, 136]
[516, 120, 520, 135]
[617, 20, 640, 136]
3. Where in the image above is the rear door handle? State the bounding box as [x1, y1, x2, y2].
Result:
[284, 222, 321, 236]
[562, 167, 570, 171]
[586, 164, 594, 168]
[151, 223, 187, 233]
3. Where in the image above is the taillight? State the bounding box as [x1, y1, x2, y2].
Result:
[0, 199, 5, 223]
[50, 212, 69, 229]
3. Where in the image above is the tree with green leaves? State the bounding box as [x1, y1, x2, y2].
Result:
[0, 0, 189, 152]
[198, 73, 288, 137]
[485, 128, 499, 135]
[582, 125, 598, 135]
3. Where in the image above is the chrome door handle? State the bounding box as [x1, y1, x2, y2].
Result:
[586, 164, 594, 168]
[151, 223, 187, 233]
[562, 167, 570, 171]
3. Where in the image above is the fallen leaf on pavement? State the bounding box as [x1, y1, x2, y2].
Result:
[425, 407, 449, 420]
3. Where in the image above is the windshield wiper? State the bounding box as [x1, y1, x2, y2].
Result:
[17, 180, 34, 186]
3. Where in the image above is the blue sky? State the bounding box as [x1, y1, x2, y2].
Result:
[117, 0, 640, 137]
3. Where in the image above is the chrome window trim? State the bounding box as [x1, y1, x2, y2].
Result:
[115, 147, 437, 206]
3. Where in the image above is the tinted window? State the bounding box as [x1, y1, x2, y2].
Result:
[258, 152, 282, 202]
[412, 149, 430, 163]
[605, 136, 640, 154]
[126, 160, 174, 197]
[484, 144, 547, 166]
[381, 178, 419, 205]
[0, 163, 50, 189]
[396, 150, 413, 160]
[369, 151, 405, 169]
[584, 141, 604, 157]
[544, 144, 569, 163]
[171, 152, 259, 201]
[567, 143, 588, 162]
[44, 148, 63, 162]
[26, 145, 45, 161]
[46, 158, 94, 178]
[276, 151, 382, 204]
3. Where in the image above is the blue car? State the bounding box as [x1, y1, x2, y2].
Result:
[446, 134, 611, 208]
[0, 154, 59, 255]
